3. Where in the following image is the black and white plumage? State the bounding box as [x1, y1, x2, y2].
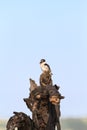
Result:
[40, 59, 52, 75]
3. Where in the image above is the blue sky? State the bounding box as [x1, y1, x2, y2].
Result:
[0, 0, 87, 119]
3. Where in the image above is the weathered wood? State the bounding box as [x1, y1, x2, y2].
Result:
[40, 72, 53, 87]
[6, 67, 64, 130]
[24, 84, 64, 130]
[6, 112, 38, 130]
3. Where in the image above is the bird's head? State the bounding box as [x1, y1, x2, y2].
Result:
[40, 59, 46, 64]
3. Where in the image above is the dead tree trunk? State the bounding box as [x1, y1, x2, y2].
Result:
[6, 70, 64, 130]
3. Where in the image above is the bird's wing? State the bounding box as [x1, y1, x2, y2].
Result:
[44, 63, 51, 71]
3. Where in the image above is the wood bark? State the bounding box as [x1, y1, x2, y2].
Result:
[6, 72, 64, 130]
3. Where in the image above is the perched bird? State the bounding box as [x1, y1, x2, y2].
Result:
[40, 59, 52, 75]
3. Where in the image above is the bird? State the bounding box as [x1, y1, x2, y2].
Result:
[40, 59, 52, 75]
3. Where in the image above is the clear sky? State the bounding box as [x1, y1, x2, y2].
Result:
[0, 0, 87, 119]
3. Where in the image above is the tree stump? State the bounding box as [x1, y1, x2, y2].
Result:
[6, 66, 64, 130]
